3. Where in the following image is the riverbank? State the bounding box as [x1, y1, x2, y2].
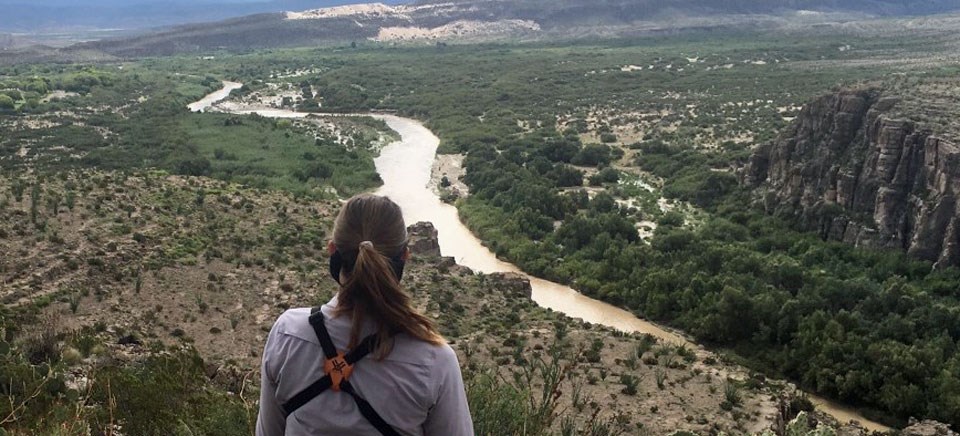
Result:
[429, 152, 469, 197]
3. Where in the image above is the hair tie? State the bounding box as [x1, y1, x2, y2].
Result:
[359, 241, 374, 250]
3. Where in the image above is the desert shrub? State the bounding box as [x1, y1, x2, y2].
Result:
[655, 368, 666, 390]
[88, 350, 252, 435]
[467, 372, 536, 435]
[467, 346, 567, 435]
[620, 374, 640, 396]
[21, 315, 60, 365]
[723, 380, 742, 408]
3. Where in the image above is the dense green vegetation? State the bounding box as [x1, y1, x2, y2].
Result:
[180, 113, 381, 195]
[443, 126, 960, 427]
[0, 64, 381, 197]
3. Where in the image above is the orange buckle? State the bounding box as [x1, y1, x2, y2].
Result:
[324, 352, 354, 392]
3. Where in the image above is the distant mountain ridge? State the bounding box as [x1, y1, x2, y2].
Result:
[403, 0, 960, 27]
[8, 0, 960, 60]
[410, 0, 960, 20]
[0, 34, 35, 50]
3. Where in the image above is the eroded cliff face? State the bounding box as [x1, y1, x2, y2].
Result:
[746, 88, 960, 267]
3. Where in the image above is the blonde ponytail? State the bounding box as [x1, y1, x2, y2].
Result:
[333, 195, 444, 358]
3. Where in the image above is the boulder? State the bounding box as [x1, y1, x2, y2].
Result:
[438, 256, 474, 276]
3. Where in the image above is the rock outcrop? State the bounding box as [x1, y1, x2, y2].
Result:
[405, 222, 532, 297]
[746, 88, 960, 267]
[487, 272, 532, 299]
[407, 222, 441, 258]
[903, 418, 957, 436]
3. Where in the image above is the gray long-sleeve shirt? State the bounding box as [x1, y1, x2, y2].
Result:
[256, 296, 474, 436]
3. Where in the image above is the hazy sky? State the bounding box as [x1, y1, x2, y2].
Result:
[0, 0, 389, 5]
[0, 0, 406, 33]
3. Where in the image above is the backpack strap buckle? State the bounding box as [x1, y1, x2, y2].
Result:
[324, 352, 354, 392]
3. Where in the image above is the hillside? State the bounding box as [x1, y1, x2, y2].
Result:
[7, 0, 955, 36]
[408, 0, 960, 25]
[0, 34, 35, 50]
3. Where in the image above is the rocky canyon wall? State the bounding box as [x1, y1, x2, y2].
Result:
[745, 88, 960, 267]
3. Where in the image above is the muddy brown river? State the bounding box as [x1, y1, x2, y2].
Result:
[191, 82, 890, 432]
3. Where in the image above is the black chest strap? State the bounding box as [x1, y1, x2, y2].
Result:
[281, 307, 401, 436]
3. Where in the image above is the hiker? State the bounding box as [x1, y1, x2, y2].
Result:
[256, 194, 473, 436]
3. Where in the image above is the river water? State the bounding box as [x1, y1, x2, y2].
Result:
[190, 82, 890, 433]
[187, 81, 243, 113]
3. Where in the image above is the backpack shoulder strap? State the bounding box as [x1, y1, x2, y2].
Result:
[281, 307, 401, 436]
[341, 381, 402, 436]
[308, 306, 337, 359]
[283, 307, 339, 415]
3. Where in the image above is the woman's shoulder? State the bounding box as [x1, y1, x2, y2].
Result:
[388, 334, 459, 368]
[432, 341, 459, 365]
[275, 307, 312, 323]
[267, 307, 320, 345]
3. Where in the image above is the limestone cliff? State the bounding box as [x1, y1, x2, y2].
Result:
[745, 88, 960, 267]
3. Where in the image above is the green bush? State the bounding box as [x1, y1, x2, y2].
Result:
[88, 350, 253, 435]
[0, 95, 14, 111]
[620, 374, 640, 396]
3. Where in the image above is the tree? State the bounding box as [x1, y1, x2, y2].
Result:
[588, 167, 620, 186]
[0, 94, 15, 111]
[546, 165, 583, 187]
[296, 162, 332, 182]
[589, 192, 617, 213]
[174, 158, 211, 177]
[572, 144, 614, 167]
[539, 139, 580, 163]
[1, 89, 21, 101]
[25, 79, 47, 94]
